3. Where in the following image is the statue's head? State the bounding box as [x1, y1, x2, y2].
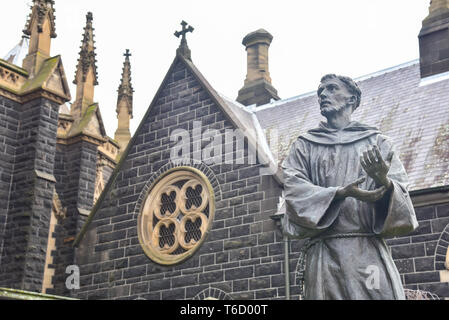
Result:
[317, 74, 361, 118]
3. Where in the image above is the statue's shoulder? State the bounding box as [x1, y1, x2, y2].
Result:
[296, 134, 314, 146]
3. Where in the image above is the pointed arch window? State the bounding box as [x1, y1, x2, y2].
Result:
[138, 167, 215, 265]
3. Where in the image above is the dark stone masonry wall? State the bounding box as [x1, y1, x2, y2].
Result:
[0, 97, 60, 292]
[102, 165, 114, 188]
[387, 202, 449, 298]
[50, 140, 98, 295]
[74, 59, 285, 300]
[0, 96, 19, 285]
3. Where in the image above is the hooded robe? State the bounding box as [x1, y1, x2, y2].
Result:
[282, 121, 418, 300]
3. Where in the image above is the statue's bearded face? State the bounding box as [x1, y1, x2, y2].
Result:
[318, 78, 354, 117]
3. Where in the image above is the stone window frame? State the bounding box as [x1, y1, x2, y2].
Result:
[193, 288, 233, 300]
[137, 165, 216, 266]
[435, 223, 449, 271]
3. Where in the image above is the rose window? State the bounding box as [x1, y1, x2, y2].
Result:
[138, 168, 215, 265]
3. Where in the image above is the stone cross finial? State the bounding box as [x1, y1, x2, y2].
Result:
[124, 49, 132, 58]
[174, 21, 194, 45]
[174, 21, 194, 60]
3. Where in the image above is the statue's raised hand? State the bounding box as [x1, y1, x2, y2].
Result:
[360, 145, 393, 190]
[335, 177, 387, 203]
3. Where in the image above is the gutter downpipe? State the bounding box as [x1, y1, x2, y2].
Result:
[284, 235, 290, 300]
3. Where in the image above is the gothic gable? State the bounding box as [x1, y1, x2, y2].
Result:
[72, 52, 283, 300]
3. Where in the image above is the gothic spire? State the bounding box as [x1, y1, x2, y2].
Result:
[23, 0, 57, 38]
[115, 50, 134, 154]
[73, 12, 98, 86]
[117, 49, 134, 117]
[22, 0, 57, 75]
[71, 12, 98, 118]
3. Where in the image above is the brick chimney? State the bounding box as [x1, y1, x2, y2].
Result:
[419, 0, 449, 78]
[237, 29, 280, 107]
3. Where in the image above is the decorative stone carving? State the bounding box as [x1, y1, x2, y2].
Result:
[52, 192, 66, 220]
[0, 65, 26, 90]
[23, 0, 57, 38]
[73, 12, 98, 85]
[94, 164, 105, 205]
[138, 168, 215, 265]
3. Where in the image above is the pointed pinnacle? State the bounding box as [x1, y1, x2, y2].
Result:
[73, 12, 98, 85]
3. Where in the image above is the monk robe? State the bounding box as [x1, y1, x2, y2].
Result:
[282, 121, 418, 300]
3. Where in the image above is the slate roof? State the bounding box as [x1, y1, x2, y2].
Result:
[254, 60, 449, 191]
[219, 93, 277, 172]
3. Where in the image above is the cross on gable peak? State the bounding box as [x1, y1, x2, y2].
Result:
[174, 20, 194, 44]
[174, 20, 194, 61]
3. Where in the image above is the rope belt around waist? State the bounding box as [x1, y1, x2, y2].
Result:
[297, 232, 377, 300]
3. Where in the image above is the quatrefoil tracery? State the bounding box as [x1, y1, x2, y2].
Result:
[138, 168, 215, 265]
[149, 177, 209, 254]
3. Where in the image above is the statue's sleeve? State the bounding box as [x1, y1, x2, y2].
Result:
[281, 139, 342, 239]
[373, 136, 419, 237]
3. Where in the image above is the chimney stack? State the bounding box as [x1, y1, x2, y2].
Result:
[237, 29, 280, 107]
[419, 0, 449, 78]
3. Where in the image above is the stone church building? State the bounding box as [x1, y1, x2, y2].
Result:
[0, 0, 448, 300]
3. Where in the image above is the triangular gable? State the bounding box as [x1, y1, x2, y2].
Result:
[66, 103, 106, 140]
[21, 55, 71, 101]
[95, 105, 107, 137]
[74, 52, 281, 246]
[45, 59, 71, 99]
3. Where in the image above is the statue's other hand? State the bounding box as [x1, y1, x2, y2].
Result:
[360, 145, 393, 189]
[336, 177, 387, 203]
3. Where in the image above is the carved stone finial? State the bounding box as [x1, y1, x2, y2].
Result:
[117, 49, 134, 117]
[114, 49, 134, 153]
[73, 11, 98, 86]
[23, 0, 57, 38]
[174, 20, 194, 60]
[21, 0, 57, 75]
[71, 11, 99, 119]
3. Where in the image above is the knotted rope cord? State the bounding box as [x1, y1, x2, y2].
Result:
[296, 232, 378, 300]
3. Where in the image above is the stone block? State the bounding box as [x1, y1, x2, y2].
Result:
[172, 274, 198, 288]
[225, 266, 253, 281]
[150, 278, 171, 291]
[199, 271, 224, 284]
[391, 244, 426, 259]
[255, 262, 282, 277]
[233, 279, 249, 292]
[404, 271, 440, 284]
[249, 277, 271, 290]
[414, 257, 435, 272]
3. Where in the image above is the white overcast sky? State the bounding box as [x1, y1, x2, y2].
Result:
[1, 1, 431, 137]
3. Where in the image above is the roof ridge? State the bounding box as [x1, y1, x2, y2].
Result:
[254, 59, 420, 113]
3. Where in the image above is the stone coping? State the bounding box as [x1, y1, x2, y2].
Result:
[0, 287, 78, 300]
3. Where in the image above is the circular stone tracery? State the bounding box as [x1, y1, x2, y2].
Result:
[138, 167, 215, 265]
